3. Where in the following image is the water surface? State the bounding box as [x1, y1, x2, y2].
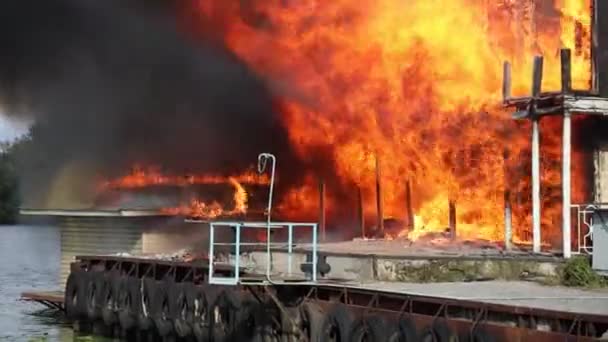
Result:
[0, 225, 105, 342]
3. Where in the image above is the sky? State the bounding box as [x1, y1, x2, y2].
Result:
[0, 114, 30, 143]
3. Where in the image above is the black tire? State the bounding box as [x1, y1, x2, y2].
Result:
[170, 282, 193, 338]
[135, 278, 154, 331]
[101, 271, 121, 327]
[65, 270, 88, 320]
[419, 321, 460, 342]
[209, 290, 263, 341]
[398, 317, 417, 342]
[189, 285, 210, 342]
[85, 271, 105, 322]
[319, 304, 355, 342]
[117, 276, 138, 331]
[300, 302, 325, 342]
[467, 329, 495, 342]
[151, 280, 174, 337]
[348, 315, 394, 342]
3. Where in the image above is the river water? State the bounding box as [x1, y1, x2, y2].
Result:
[0, 225, 106, 342]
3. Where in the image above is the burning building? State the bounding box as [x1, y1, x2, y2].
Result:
[6, 0, 608, 258]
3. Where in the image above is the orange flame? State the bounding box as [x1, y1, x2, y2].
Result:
[190, 0, 591, 243]
[161, 176, 250, 219]
[101, 166, 269, 190]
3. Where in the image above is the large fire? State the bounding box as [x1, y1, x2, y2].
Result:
[182, 0, 593, 244]
[107, 1, 594, 245]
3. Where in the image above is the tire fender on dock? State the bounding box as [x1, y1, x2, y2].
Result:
[419, 321, 460, 342]
[100, 271, 121, 327]
[137, 278, 155, 331]
[348, 315, 396, 342]
[210, 289, 265, 341]
[299, 302, 325, 342]
[65, 270, 88, 320]
[150, 280, 174, 338]
[319, 304, 355, 342]
[170, 282, 193, 338]
[189, 284, 211, 342]
[117, 276, 138, 331]
[85, 271, 104, 321]
[398, 316, 417, 342]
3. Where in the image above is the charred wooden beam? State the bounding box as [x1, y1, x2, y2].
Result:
[448, 199, 456, 240]
[319, 178, 326, 242]
[502, 61, 512, 103]
[375, 154, 384, 234]
[357, 186, 365, 238]
[561, 49, 572, 94]
[405, 179, 414, 229]
[532, 55, 544, 98]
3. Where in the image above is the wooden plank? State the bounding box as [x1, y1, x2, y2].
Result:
[21, 291, 64, 304]
[564, 96, 608, 114]
[561, 49, 572, 93]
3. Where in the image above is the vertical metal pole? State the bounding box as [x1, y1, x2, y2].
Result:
[531, 56, 543, 254]
[357, 186, 365, 238]
[319, 178, 326, 242]
[234, 224, 241, 285]
[312, 223, 318, 282]
[287, 224, 293, 275]
[257, 153, 276, 282]
[532, 119, 541, 253]
[562, 111, 572, 258]
[208, 223, 215, 283]
[375, 154, 384, 234]
[504, 149, 512, 251]
[561, 49, 573, 259]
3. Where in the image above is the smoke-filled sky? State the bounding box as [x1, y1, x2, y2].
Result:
[0, 0, 298, 207]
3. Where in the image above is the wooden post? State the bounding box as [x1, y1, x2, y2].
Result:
[375, 154, 384, 234]
[531, 55, 543, 254]
[448, 199, 456, 240]
[502, 61, 512, 102]
[405, 179, 414, 229]
[561, 49, 572, 258]
[357, 186, 365, 238]
[319, 178, 326, 242]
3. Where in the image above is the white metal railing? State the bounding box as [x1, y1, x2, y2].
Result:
[571, 204, 597, 255]
[205, 221, 318, 285]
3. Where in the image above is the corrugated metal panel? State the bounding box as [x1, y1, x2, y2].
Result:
[59, 216, 146, 287]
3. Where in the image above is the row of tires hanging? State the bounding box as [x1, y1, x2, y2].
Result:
[65, 269, 489, 341]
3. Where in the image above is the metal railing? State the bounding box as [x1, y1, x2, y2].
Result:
[571, 204, 596, 255]
[206, 221, 318, 285]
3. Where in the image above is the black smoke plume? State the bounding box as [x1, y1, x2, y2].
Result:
[0, 0, 296, 207]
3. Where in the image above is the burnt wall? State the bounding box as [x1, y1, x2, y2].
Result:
[595, 0, 608, 96]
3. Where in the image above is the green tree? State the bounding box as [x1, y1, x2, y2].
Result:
[0, 142, 20, 223]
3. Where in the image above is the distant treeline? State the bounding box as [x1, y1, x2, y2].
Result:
[0, 137, 24, 224]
